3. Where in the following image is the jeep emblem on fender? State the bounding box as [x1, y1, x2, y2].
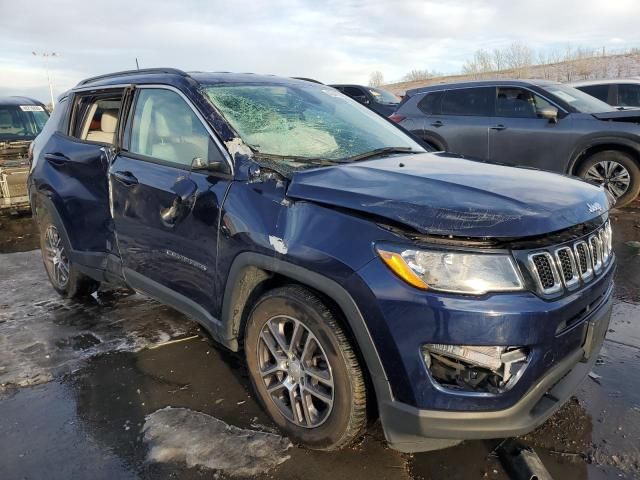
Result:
[587, 202, 603, 213]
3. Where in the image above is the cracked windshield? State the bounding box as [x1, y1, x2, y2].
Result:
[204, 83, 422, 172]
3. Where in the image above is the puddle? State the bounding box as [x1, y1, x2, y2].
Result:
[143, 406, 292, 476]
[0, 250, 197, 390]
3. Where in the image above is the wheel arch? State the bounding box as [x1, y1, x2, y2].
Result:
[568, 139, 640, 175]
[410, 128, 448, 151]
[219, 252, 392, 405]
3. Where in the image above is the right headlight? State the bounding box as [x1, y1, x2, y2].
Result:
[376, 244, 524, 295]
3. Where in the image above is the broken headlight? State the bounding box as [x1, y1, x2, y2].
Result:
[423, 344, 529, 393]
[376, 245, 524, 295]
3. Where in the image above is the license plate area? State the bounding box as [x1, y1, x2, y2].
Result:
[582, 312, 610, 362]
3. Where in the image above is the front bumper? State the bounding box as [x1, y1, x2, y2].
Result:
[378, 287, 612, 452]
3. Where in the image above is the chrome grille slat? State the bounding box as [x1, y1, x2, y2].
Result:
[527, 222, 611, 296]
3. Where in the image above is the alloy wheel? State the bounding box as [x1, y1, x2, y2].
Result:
[257, 315, 334, 428]
[585, 160, 631, 199]
[43, 225, 70, 289]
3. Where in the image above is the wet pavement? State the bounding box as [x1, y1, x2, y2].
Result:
[0, 207, 638, 480]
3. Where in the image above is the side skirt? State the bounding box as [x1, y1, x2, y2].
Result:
[123, 267, 223, 342]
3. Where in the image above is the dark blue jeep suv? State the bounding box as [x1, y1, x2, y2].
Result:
[28, 68, 615, 453]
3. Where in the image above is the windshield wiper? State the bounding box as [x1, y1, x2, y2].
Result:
[339, 147, 420, 163]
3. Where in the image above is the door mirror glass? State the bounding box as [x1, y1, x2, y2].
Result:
[538, 106, 558, 123]
[191, 155, 227, 173]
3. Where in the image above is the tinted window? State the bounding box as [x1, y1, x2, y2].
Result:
[496, 87, 554, 118]
[343, 86, 366, 98]
[441, 88, 494, 116]
[129, 89, 213, 167]
[417, 92, 442, 114]
[578, 84, 610, 103]
[618, 84, 640, 107]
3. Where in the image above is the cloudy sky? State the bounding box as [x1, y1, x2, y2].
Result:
[1, 0, 638, 103]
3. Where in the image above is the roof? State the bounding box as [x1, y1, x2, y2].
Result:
[405, 78, 562, 96]
[74, 68, 323, 91]
[0, 96, 45, 106]
[570, 78, 640, 87]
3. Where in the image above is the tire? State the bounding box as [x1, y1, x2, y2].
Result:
[38, 209, 100, 298]
[244, 285, 367, 450]
[577, 150, 640, 207]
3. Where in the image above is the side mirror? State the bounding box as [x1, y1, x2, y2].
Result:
[191, 156, 228, 174]
[538, 106, 558, 123]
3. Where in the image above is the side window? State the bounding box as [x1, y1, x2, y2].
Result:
[417, 91, 442, 115]
[71, 92, 123, 145]
[441, 87, 494, 116]
[495, 87, 553, 119]
[343, 86, 368, 103]
[579, 84, 610, 103]
[617, 84, 640, 107]
[128, 89, 215, 167]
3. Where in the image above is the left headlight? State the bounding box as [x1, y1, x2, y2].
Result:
[376, 245, 524, 295]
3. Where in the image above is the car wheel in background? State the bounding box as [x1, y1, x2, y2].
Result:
[578, 150, 640, 207]
[244, 285, 367, 450]
[38, 210, 100, 298]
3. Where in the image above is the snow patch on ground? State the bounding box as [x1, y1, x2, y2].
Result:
[143, 407, 291, 476]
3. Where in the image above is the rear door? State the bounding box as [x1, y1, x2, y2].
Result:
[110, 86, 232, 317]
[427, 87, 495, 159]
[32, 89, 124, 253]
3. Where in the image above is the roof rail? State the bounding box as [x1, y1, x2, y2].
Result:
[76, 68, 189, 86]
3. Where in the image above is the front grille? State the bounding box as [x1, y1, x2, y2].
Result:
[530, 253, 559, 291]
[527, 221, 612, 296]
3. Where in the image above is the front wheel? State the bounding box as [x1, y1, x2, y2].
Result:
[577, 150, 640, 207]
[244, 285, 367, 450]
[38, 211, 100, 298]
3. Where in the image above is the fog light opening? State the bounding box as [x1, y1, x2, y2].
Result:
[423, 344, 528, 393]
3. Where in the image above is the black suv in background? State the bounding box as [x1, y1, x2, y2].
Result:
[571, 78, 640, 108]
[330, 84, 400, 116]
[392, 79, 640, 206]
[1, 96, 49, 211]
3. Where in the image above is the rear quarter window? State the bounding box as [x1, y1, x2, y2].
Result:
[441, 87, 495, 116]
[417, 91, 442, 115]
[578, 84, 610, 103]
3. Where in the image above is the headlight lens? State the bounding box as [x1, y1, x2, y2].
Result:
[376, 245, 524, 294]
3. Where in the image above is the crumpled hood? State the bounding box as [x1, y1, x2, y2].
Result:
[286, 152, 611, 238]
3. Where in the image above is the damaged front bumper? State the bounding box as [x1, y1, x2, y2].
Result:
[378, 285, 612, 453]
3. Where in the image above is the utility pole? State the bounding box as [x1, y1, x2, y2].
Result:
[32, 51, 58, 108]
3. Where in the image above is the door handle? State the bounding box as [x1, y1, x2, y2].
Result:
[112, 170, 139, 186]
[490, 124, 507, 131]
[431, 120, 444, 127]
[44, 153, 70, 166]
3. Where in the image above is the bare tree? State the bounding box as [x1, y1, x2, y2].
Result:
[368, 71, 384, 87]
[504, 41, 533, 77]
[402, 69, 440, 82]
[492, 48, 505, 71]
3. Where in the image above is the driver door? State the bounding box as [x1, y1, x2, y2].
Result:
[109, 86, 231, 319]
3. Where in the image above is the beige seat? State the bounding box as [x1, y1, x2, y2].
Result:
[86, 110, 118, 144]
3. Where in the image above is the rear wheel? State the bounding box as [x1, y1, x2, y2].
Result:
[577, 150, 640, 207]
[38, 211, 100, 298]
[244, 285, 367, 450]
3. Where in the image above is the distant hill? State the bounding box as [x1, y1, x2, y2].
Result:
[384, 52, 640, 96]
